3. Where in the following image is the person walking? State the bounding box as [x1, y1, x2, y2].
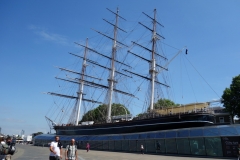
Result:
[49, 136, 62, 160]
[140, 144, 144, 154]
[0, 137, 12, 160]
[86, 143, 90, 152]
[156, 141, 161, 153]
[238, 144, 240, 160]
[65, 139, 77, 160]
[0, 137, 6, 160]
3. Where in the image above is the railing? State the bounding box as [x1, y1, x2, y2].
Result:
[134, 110, 215, 120]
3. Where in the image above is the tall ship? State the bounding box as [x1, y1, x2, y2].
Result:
[45, 8, 217, 136]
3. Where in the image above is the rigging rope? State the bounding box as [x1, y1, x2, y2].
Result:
[184, 55, 220, 98]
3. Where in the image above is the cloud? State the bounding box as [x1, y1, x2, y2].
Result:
[28, 25, 45, 30]
[38, 31, 68, 45]
[29, 25, 69, 45]
[0, 106, 15, 113]
[1, 118, 26, 123]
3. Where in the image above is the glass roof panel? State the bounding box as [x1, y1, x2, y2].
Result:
[155, 132, 165, 138]
[129, 134, 138, 140]
[112, 135, 122, 140]
[139, 133, 148, 139]
[203, 127, 220, 136]
[177, 129, 189, 138]
[189, 129, 203, 137]
[234, 125, 240, 134]
[219, 127, 238, 136]
[148, 132, 156, 138]
[166, 131, 176, 138]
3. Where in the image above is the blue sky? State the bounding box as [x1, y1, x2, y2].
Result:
[0, 0, 240, 136]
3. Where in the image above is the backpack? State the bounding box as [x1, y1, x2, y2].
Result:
[57, 141, 62, 149]
[0, 144, 9, 155]
[8, 145, 16, 155]
[0, 143, 16, 155]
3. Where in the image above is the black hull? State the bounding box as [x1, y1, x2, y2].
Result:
[55, 113, 214, 135]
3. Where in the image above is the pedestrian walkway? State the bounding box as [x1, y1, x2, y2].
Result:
[12, 144, 234, 160]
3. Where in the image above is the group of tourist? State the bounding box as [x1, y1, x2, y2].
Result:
[0, 136, 15, 160]
[49, 135, 150, 160]
[49, 136, 90, 160]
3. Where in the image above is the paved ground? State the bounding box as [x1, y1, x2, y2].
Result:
[11, 144, 235, 160]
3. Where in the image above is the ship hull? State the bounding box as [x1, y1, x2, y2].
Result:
[54, 113, 214, 135]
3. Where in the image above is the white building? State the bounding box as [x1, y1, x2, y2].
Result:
[23, 135, 32, 142]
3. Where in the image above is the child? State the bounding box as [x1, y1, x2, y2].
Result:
[86, 143, 90, 152]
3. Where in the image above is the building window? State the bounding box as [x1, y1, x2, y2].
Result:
[219, 117, 224, 123]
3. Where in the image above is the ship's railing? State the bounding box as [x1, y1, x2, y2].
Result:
[133, 109, 215, 120]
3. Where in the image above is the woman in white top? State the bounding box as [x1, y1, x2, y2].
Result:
[140, 144, 144, 154]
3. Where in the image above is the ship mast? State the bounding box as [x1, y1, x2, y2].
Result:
[77, 8, 131, 123]
[149, 9, 157, 111]
[75, 38, 88, 125]
[46, 8, 134, 125]
[106, 8, 119, 123]
[125, 9, 168, 113]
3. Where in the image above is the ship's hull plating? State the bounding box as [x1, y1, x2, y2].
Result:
[55, 113, 214, 135]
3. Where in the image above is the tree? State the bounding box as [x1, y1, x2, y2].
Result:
[222, 74, 240, 119]
[149, 98, 179, 111]
[81, 103, 130, 123]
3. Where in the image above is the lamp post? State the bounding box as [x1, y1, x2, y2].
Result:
[120, 105, 127, 121]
